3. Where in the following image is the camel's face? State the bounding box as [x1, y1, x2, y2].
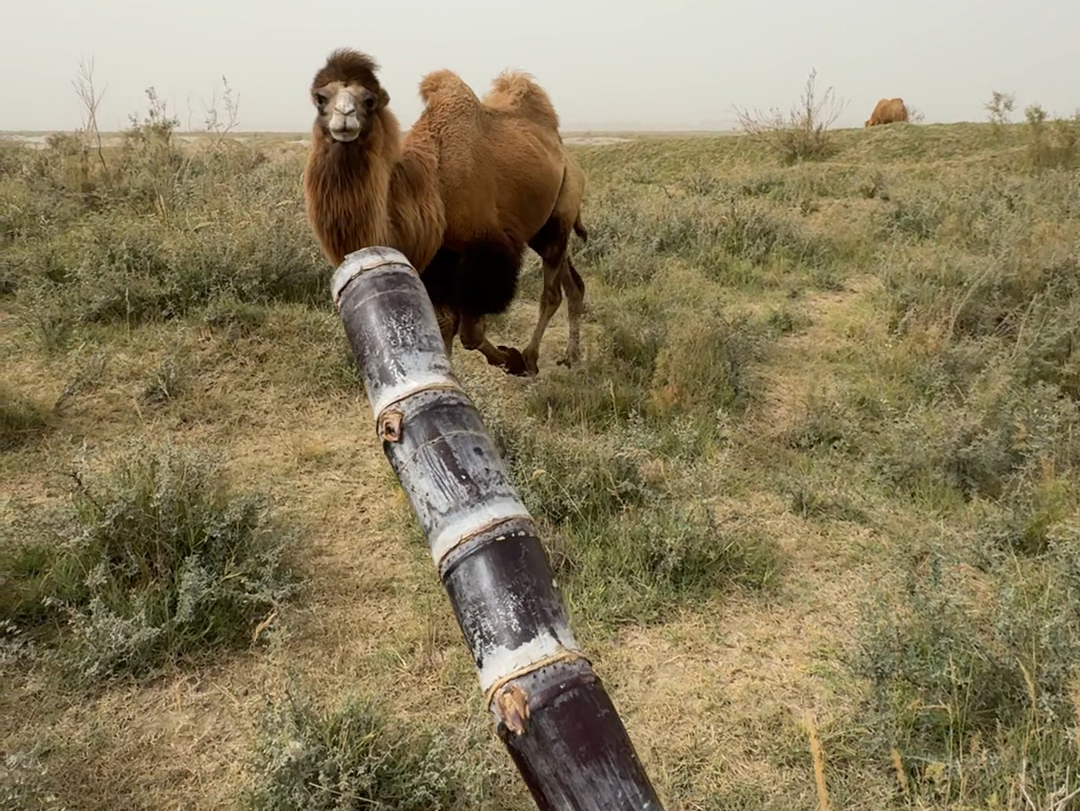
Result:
[312, 80, 386, 144]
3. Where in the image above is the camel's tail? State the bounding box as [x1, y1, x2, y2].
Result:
[567, 215, 587, 297]
[573, 215, 588, 243]
[483, 71, 560, 130]
[567, 256, 585, 297]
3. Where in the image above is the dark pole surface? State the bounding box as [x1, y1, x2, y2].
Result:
[331, 246, 666, 811]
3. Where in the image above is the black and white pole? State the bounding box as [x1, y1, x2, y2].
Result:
[331, 247, 665, 811]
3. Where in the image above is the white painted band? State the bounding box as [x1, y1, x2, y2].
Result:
[476, 627, 582, 693]
[331, 246, 415, 307]
[429, 498, 533, 569]
[369, 375, 464, 423]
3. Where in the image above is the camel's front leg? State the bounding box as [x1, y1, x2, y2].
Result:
[459, 314, 530, 377]
[434, 304, 460, 358]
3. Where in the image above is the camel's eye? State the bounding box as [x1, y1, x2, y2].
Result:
[314, 93, 327, 107]
[363, 96, 375, 111]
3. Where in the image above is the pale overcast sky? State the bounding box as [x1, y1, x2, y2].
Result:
[2, 0, 1077, 133]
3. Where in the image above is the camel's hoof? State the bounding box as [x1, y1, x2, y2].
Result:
[521, 352, 540, 376]
[496, 346, 532, 377]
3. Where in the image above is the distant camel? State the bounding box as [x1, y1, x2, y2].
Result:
[865, 98, 909, 127]
[303, 48, 588, 376]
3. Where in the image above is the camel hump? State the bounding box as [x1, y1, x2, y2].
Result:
[418, 69, 479, 107]
[483, 70, 560, 131]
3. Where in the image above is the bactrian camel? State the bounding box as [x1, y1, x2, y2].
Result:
[303, 48, 588, 376]
[865, 97, 909, 127]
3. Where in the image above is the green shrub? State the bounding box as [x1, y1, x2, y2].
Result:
[490, 421, 651, 532]
[15, 208, 325, 340]
[0, 442, 297, 683]
[873, 378, 1079, 505]
[562, 503, 781, 624]
[1025, 105, 1080, 170]
[245, 691, 469, 811]
[2, 100, 326, 347]
[526, 294, 771, 448]
[648, 308, 769, 419]
[525, 290, 664, 431]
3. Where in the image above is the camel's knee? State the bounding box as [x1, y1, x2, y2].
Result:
[540, 280, 563, 311]
[460, 331, 483, 351]
[458, 316, 486, 351]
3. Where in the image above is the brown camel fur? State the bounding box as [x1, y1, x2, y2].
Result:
[865, 98, 909, 127]
[303, 48, 588, 376]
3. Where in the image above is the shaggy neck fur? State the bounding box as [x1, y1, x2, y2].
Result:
[304, 108, 445, 270]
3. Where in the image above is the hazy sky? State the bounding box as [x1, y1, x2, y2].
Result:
[3, 0, 1077, 132]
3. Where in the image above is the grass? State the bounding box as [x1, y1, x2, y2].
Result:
[1, 382, 50, 450]
[3, 94, 1080, 810]
[2, 99, 325, 354]
[853, 532, 1080, 808]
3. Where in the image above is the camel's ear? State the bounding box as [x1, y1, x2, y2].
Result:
[377, 88, 390, 110]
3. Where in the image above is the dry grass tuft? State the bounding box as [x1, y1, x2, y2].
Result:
[734, 69, 844, 165]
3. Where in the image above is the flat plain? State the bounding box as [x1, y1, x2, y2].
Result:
[2, 111, 1079, 810]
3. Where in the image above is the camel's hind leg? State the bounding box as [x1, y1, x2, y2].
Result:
[523, 210, 583, 374]
[524, 214, 587, 372]
[521, 257, 564, 375]
[459, 314, 529, 376]
[557, 255, 585, 368]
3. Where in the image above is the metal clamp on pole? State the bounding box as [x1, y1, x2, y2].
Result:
[332, 246, 665, 811]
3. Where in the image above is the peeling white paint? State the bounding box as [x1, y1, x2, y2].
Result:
[330, 246, 414, 306]
[476, 626, 581, 693]
[429, 496, 533, 567]
[369, 373, 461, 422]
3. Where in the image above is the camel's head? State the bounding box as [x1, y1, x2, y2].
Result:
[310, 48, 391, 144]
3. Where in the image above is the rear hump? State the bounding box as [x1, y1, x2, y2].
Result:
[483, 71, 560, 131]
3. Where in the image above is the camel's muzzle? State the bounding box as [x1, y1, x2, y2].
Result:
[328, 112, 362, 142]
[327, 90, 364, 142]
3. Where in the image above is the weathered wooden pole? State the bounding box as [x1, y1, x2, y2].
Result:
[331, 246, 665, 811]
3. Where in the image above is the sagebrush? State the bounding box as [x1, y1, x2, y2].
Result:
[1, 441, 297, 683]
